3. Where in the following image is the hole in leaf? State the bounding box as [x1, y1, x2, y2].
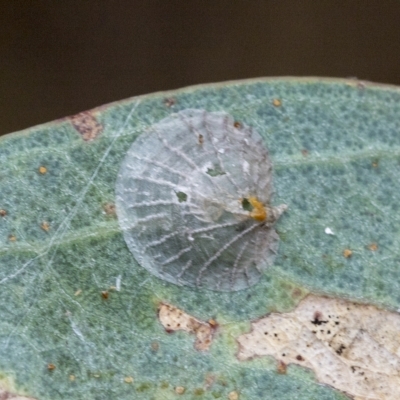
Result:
[176, 191, 188, 202]
[241, 198, 254, 212]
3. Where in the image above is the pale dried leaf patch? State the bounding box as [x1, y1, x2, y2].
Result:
[228, 390, 239, 400]
[158, 303, 216, 351]
[237, 294, 400, 400]
[0, 377, 36, 400]
[0, 391, 36, 400]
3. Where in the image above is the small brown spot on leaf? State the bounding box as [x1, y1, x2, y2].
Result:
[343, 248, 352, 258]
[233, 121, 241, 128]
[103, 203, 116, 217]
[8, 235, 16, 242]
[296, 355, 305, 361]
[164, 98, 176, 108]
[272, 98, 282, 107]
[372, 159, 379, 168]
[301, 149, 309, 157]
[208, 319, 218, 328]
[277, 360, 287, 374]
[0, 209, 7, 217]
[368, 243, 378, 251]
[101, 291, 109, 300]
[38, 166, 47, 174]
[47, 363, 56, 371]
[198, 134, 204, 144]
[41, 221, 50, 232]
[69, 112, 103, 141]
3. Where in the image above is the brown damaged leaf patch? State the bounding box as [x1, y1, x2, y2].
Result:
[102, 202, 116, 217]
[237, 294, 400, 400]
[69, 111, 103, 141]
[158, 303, 217, 351]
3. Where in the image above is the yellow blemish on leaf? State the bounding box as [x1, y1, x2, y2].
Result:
[175, 386, 185, 394]
[69, 375, 75, 381]
[343, 248, 352, 258]
[74, 289, 82, 296]
[41, 221, 50, 232]
[39, 166, 47, 174]
[272, 98, 282, 107]
[8, 235, 16, 242]
[248, 197, 267, 222]
[124, 376, 134, 384]
[228, 391, 239, 400]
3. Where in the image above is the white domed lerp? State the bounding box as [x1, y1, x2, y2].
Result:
[115, 109, 286, 291]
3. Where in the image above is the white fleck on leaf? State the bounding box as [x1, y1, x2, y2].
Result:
[116, 109, 286, 291]
[116, 275, 121, 291]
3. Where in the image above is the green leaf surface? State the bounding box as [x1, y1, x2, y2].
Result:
[1, 78, 399, 399]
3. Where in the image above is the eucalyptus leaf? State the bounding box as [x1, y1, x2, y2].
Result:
[1, 78, 399, 399]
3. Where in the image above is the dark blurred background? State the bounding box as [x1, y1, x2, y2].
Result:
[1, 1, 400, 136]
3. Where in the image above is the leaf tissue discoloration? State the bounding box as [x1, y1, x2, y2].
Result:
[0, 379, 36, 400]
[158, 303, 216, 351]
[237, 294, 400, 400]
[69, 111, 103, 141]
